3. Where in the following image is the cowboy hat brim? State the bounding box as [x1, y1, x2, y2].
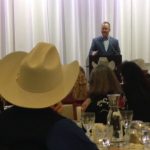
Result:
[0, 51, 79, 108]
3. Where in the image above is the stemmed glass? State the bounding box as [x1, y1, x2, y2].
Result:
[121, 110, 133, 128]
[121, 110, 133, 144]
[81, 112, 95, 138]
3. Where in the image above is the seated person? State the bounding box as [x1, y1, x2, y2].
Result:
[82, 64, 125, 124]
[62, 66, 88, 120]
[0, 42, 98, 150]
[120, 61, 150, 122]
[132, 58, 150, 82]
[62, 66, 88, 104]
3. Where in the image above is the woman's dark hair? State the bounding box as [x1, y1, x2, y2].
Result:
[120, 61, 150, 88]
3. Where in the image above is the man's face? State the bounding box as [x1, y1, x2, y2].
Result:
[101, 23, 110, 38]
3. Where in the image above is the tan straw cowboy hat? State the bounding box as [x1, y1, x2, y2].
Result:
[132, 58, 150, 71]
[0, 42, 79, 108]
[92, 57, 115, 70]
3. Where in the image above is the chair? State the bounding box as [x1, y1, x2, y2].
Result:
[76, 106, 82, 121]
[60, 104, 74, 120]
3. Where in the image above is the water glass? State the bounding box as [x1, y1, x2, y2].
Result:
[93, 124, 113, 149]
[121, 110, 133, 128]
[81, 112, 95, 138]
[121, 110, 133, 144]
[130, 120, 144, 144]
[140, 122, 150, 149]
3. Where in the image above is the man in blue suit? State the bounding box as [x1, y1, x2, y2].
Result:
[89, 22, 120, 56]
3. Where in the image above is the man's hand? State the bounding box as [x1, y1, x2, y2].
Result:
[92, 51, 98, 56]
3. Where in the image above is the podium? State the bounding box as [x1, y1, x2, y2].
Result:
[88, 54, 122, 81]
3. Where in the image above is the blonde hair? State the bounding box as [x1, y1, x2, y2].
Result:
[72, 66, 88, 100]
[89, 64, 122, 95]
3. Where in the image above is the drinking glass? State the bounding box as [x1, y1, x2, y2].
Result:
[140, 122, 150, 149]
[93, 124, 113, 149]
[121, 110, 133, 128]
[130, 120, 144, 144]
[81, 112, 95, 138]
[121, 110, 133, 144]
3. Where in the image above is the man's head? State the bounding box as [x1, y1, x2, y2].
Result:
[0, 42, 79, 108]
[101, 21, 110, 38]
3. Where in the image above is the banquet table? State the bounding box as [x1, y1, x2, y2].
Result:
[75, 120, 150, 150]
[90, 123, 147, 150]
[107, 143, 144, 150]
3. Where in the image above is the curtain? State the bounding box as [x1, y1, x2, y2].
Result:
[0, 0, 150, 69]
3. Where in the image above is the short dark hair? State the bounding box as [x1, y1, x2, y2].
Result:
[102, 21, 110, 28]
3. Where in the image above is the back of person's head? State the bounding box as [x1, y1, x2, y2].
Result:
[0, 42, 79, 109]
[89, 64, 122, 95]
[120, 61, 146, 86]
[72, 66, 88, 100]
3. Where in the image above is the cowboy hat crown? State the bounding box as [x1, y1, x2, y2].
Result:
[0, 42, 79, 108]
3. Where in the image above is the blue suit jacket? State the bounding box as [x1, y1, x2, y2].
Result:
[89, 36, 120, 56]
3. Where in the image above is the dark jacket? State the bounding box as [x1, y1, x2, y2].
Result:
[0, 106, 98, 150]
[89, 36, 120, 56]
[86, 94, 109, 124]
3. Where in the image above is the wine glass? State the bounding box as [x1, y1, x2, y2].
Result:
[121, 110, 133, 129]
[81, 112, 95, 138]
[121, 110, 133, 144]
